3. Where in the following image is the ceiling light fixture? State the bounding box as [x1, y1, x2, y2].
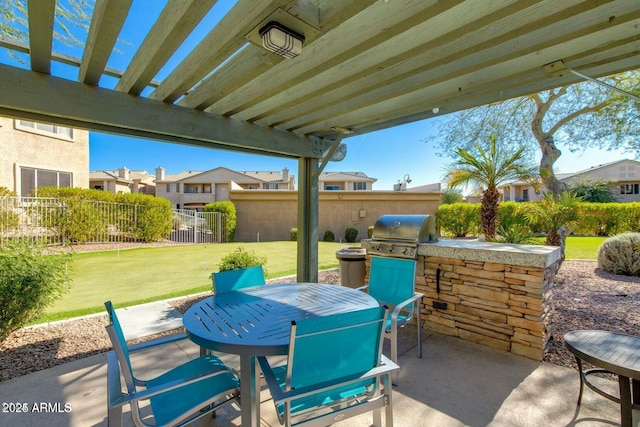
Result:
[259, 22, 305, 59]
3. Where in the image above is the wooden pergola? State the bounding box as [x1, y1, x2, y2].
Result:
[1, 0, 639, 281]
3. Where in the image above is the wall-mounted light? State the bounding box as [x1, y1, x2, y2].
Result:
[259, 22, 305, 59]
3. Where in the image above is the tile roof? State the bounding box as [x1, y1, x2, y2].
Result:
[318, 172, 376, 182]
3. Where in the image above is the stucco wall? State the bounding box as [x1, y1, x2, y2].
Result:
[0, 117, 89, 195]
[231, 190, 442, 242]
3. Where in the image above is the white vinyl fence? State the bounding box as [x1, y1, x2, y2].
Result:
[0, 197, 223, 246]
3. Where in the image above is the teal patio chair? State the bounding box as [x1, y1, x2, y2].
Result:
[359, 256, 424, 385]
[104, 301, 240, 427]
[212, 265, 265, 294]
[257, 306, 399, 427]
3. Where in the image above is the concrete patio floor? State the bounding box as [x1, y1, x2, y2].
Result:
[1, 322, 635, 427]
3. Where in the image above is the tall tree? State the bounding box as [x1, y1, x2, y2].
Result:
[444, 135, 537, 241]
[431, 71, 640, 198]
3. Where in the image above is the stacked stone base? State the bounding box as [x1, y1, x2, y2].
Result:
[418, 256, 557, 360]
[362, 240, 562, 361]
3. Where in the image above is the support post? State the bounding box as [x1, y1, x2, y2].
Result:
[297, 157, 319, 283]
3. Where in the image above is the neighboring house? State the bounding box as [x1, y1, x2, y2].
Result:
[318, 172, 376, 191]
[500, 159, 640, 203]
[89, 167, 156, 195]
[0, 117, 89, 196]
[500, 180, 542, 203]
[155, 166, 295, 210]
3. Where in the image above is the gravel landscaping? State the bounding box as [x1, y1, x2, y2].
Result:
[1, 260, 639, 382]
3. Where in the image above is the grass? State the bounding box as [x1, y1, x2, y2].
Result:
[533, 236, 606, 260]
[38, 241, 348, 323]
[35, 236, 607, 324]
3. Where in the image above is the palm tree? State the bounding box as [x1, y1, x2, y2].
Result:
[444, 135, 538, 241]
[522, 191, 582, 263]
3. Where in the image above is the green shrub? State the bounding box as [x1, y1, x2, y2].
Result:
[204, 201, 236, 242]
[368, 225, 374, 238]
[441, 187, 464, 204]
[218, 247, 267, 274]
[290, 227, 297, 241]
[626, 203, 640, 232]
[323, 230, 335, 242]
[437, 203, 481, 237]
[36, 187, 172, 242]
[597, 232, 640, 276]
[497, 202, 529, 230]
[42, 198, 106, 243]
[0, 190, 19, 230]
[495, 223, 538, 244]
[0, 241, 72, 341]
[345, 227, 358, 243]
[577, 203, 626, 236]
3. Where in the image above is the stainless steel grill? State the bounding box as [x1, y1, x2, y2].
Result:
[367, 214, 437, 259]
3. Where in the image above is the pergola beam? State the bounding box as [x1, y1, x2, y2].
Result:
[79, 0, 133, 85]
[26, 0, 55, 74]
[0, 64, 329, 159]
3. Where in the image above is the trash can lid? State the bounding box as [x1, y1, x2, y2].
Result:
[336, 247, 366, 259]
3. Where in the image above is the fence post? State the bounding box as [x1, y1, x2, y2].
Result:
[193, 210, 198, 244]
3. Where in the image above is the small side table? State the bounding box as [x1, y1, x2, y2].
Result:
[564, 330, 640, 427]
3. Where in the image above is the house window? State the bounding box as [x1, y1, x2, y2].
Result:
[325, 185, 340, 190]
[93, 185, 103, 190]
[620, 184, 639, 194]
[166, 184, 171, 192]
[265, 183, 278, 189]
[353, 182, 366, 190]
[20, 167, 72, 196]
[522, 189, 529, 201]
[17, 120, 74, 139]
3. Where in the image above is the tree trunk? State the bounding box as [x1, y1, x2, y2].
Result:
[481, 186, 500, 240]
[537, 134, 568, 199]
[530, 92, 568, 200]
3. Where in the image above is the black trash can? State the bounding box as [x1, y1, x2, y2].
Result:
[335, 247, 366, 288]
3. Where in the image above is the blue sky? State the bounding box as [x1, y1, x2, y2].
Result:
[1, 0, 630, 191]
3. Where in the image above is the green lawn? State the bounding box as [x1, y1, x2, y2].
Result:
[37, 236, 605, 323]
[39, 241, 347, 323]
[534, 236, 606, 260]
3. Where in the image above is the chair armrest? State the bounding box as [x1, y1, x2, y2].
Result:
[390, 292, 424, 324]
[113, 364, 238, 405]
[127, 331, 188, 354]
[107, 351, 130, 410]
[356, 284, 369, 292]
[257, 355, 399, 405]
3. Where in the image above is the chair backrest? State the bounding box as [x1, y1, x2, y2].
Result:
[104, 301, 137, 394]
[368, 256, 417, 314]
[286, 306, 387, 391]
[212, 265, 266, 294]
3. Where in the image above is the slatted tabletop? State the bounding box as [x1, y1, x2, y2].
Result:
[564, 330, 640, 427]
[564, 330, 640, 380]
[183, 283, 378, 356]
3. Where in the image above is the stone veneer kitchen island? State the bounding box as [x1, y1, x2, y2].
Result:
[362, 239, 563, 361]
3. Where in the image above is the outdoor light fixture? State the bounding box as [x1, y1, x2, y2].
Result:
[259, 22, 305, 59]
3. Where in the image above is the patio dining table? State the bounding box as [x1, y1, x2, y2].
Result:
[564, 330, 640, 427]
[182, 282, 379, 427]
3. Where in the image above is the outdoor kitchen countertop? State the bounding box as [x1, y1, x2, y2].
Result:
[416, 239, 562, 268]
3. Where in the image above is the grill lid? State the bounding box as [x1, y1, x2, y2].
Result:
[371, 214, 437, 243]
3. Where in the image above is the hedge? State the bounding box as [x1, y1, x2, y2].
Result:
[204, 201, 236, 242]
[436, 203, 481, 237]
[35, 187, 172, 242]
[437, 201, 640, 238]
